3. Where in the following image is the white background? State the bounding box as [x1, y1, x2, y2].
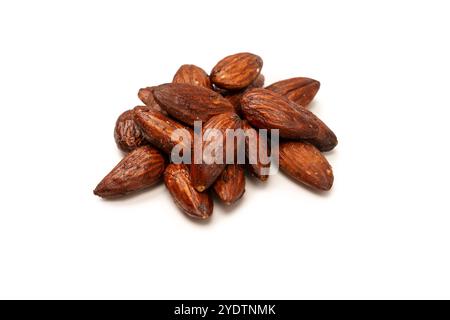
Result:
[1, 0, 449, 299]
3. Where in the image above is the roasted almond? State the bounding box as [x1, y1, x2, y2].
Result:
[210, 52, 263, 90]
[305, 116, 338, 152]
[266, 77, 320, 107]
[114, 108, 148, 152]
[153, 83, 234, 126]
[93, 145, 165, 198]
[190, 112, 242, 192]
[242, 120, 270, 181]
[223, 74, 266, 113]
[213, 164, 245, 205]
[133, 107, 193, 156]
[279, 141, 333, 191]
[173, 64, 212, 89]
[137, 87, 167, 115]
[241, 88, 319, 139]
[164, 164, 213, 220]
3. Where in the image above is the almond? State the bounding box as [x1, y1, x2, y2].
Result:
[164, 164, 213, 220]
[153, 83, 234, 126]
[173, 64, 212, 89]
[93, 145, 165, 198]
[278, 141, 333, 191]
[305, 116, 338, 152]
[223, 74, 265, 113]
[210, 52, 263, 90]
[137, 87, 167, 115]
[190, 112, 242, 192]
[133, 107, 193, 156]
[114, 108, 148, 152]
[266, 77, 320, 107]
[213, 164, 245, 205]
[241, 88, 319, 139]
[242, 120, 270, 181]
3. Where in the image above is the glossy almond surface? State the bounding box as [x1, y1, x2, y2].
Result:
[279, 142, 333, 191]
[94, 145, 165, 198]
[173, 64, 211, 89]
[210, 52, 263, 90]
[114, 109, 148, 152]
[241, 88, 319, 139]
[164, 164, 213, 220]
[190, 112, 242, 192]
[266, 77, 320, 107]
[133, 107, 193, 155]
[213, 164, 245, 205]
[153, 83, 234, 126]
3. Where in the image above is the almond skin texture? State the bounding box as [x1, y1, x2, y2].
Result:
[137, 87, 167, 115]
[94, 145, 165, 198]
[190, 112, 242, 192]
[153, 83, 234, 126]
[213, 164, 245, 205]
[164, 164, 213, 220]
[210, 52, 263, 90]
[305, 116, 338, 152]
[173, 64, 212, 89]
[114, 108, 148, 152]
[241, 88, 319, 139]
[266, 77, 320, 108]
[279, 141, 333, 191]
[133, 107, 193, 156]
[242, 120, 270, 181]
[223, 74, 265, 113]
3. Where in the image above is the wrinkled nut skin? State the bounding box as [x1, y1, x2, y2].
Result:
[94, 145, 165, 198]
[266, 77, 320, 108]
[213, 164, 245, 205]
[153, 83, 234, 126]
[242, 120, 270, 181]
[114, 109, 148, 152]
[173, 64, 212, 89]
[210, 52, 263, 90]
[305, 116, 338, 152]
[190, 112, 242, 192]
[223, 74, 265, 113]
[164, 164, 213, 220]
[133, 107, 193, 155]
[279, 141, 333, 191]
[138, 87, 168, 115]
[241, 88, 319, 139]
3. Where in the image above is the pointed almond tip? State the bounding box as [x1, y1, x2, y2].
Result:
[93, 186, 103, 197]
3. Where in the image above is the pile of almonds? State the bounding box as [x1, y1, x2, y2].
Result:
[94, 53, 337, 220]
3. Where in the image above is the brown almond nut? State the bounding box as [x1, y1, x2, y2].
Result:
[114, 108, 148, 152]
[242, 120, 270, 181]
[213, 164, 245, 205]
[223, 74, 266, 113]
[241, 88, 319, 139]
[133, 107, 193, 156]
[190, 112, 242, 192]
[279, 141, 333, 191]
[263, 88, 337, 151]
[210, 52, 263, 90]
[172, 64, 212, 89]
[137, 87, 168, 115]
[305, 116, 338, 152]
[164, 164, 213, 220]
[94, 145, 165, 198]
[153, 83, 234, 126]
[266, 77, 320, 107]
